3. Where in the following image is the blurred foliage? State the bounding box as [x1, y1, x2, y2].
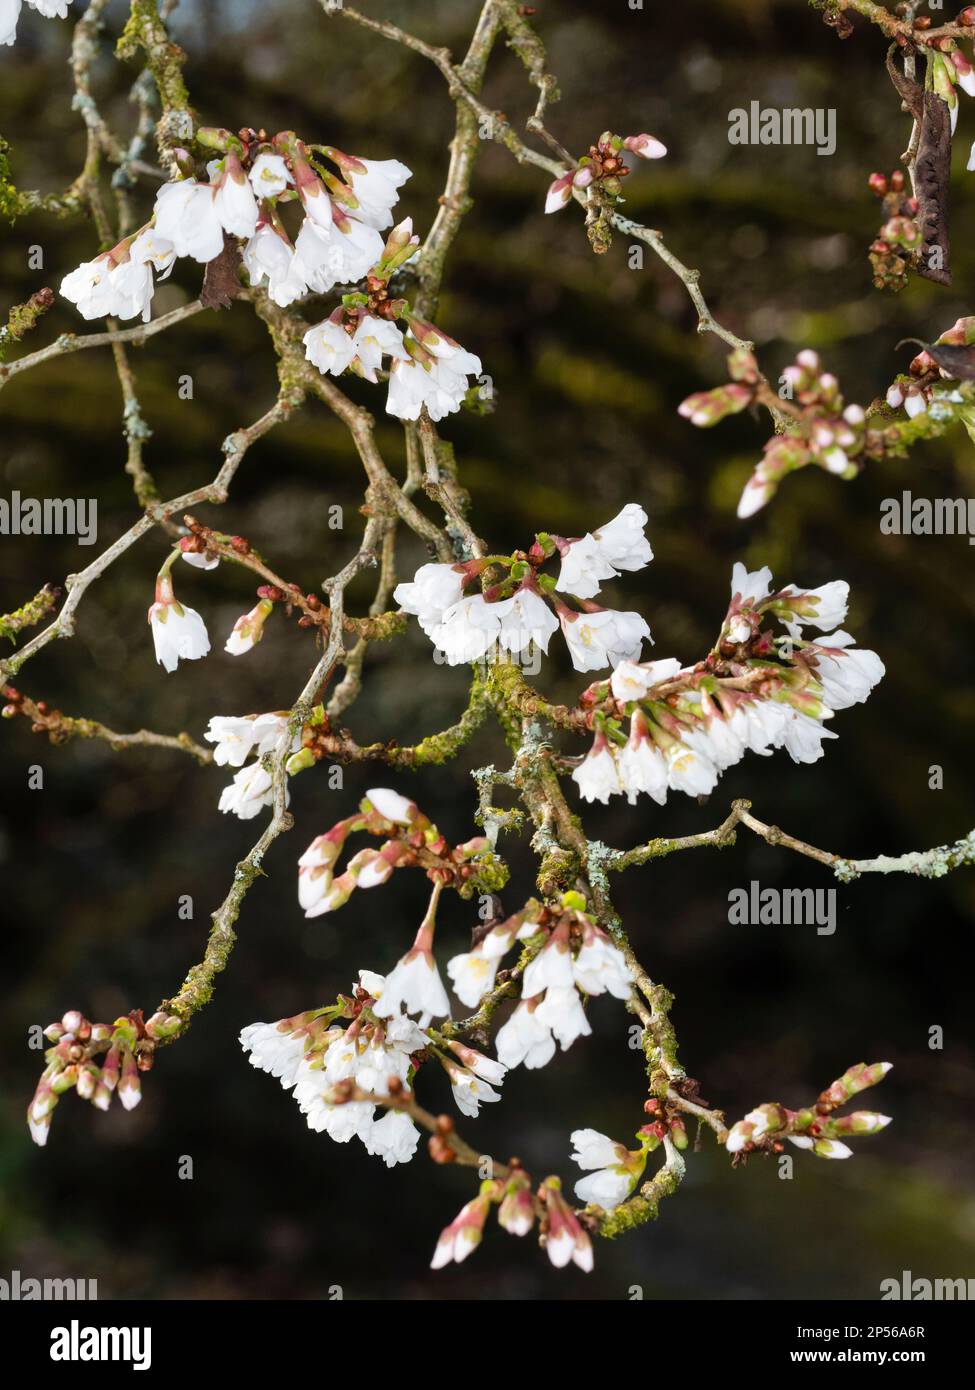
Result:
[0, 0, 973, 1300]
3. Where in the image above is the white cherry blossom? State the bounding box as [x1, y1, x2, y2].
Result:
[610, 656, 681, 703]
[428, 593, 499, 664]
[535, 984, 592, 1050]
[386, 341, 482, 422]
[295, 214, 384, 292]
[366, 787, 416, 824]
[572, 930, 633, 1000]
[373, 948, 450, 1027]
[522, 923, 575, 997]
[445, 1060, 502, 1118]
[362, 1109, 420, 1167]
[393, 561, 468, 637]
[240, 1019, 314, 1089]
[558, 606, 651, 672]
[778, 580, 849, 635]
[492, 587, 559, 657]
[303, 315, 357, 377]
[571, 732, 622, 805]
[153, 179, 224, 263]
[776, 708, 837, 764]
[248, 152, 292, 199]
[344, 156, 412, 229]
[664, 741, 719, 796]
[1, 0, 20, 45]
[806, 632, 885, 709]
[205, 712, 289, 767]
[351, 315, 408, 382]
[217, 761, 279, 820]
[495, 997, 556, 1071]
[556, 503, 653, 599]
[211, 152, 259, 238]
[242, 223, 308, 306]
[59, 252, 115, 319]
[617, 711, 669, 805]
[446, 924, 515, 1008]
[148, 581, 210, 673]
[730, 561, 774, 607]
[570, 1128, 640, 1210]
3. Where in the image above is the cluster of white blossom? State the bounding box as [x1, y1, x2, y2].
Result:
[205, 712, 296, 820]
[571, 561, 885, 806]
[59, 134, 483, 422]
[394, 503, 653, 670]
[240, 149, 407, 303]
[241, 968, 508, 1163]
[240, 976, 426, 1167]
[59, 228, 176, 325]
[1, 0, 72, 47]
[59, 145, 403, 323]
[449, 907, 634, 1070]
[303, 298, 484, 424]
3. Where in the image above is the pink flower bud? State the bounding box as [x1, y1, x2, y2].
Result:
[623, 133, 667, 160]
[544, 172, 574, 214]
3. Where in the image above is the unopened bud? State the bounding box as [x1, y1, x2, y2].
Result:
[428, 1134, 457, 1164]
[622, 132, 667, 160]
[118, 1048, 143, 1111]
[145, 1012, 182, 1040]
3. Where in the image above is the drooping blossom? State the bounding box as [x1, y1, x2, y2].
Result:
[3, 0, 76, 46]
[373, 947, 451, 1028]
[386, 343, 482, 422]
[373, 885, 451, 1028]
[153, 178, 225, 263]
[496, 913, 633, 1071]
[242, 221, 308, 306]
[217, 760, 279, 820]
[393, 561, 470, 638]
[570, 1128, 647, 1210]
[447, 920, 519, 1008]
[569, 562, 883, 807]
[571, 729, 622, 805]
[443, 1041, 506, 1117]
[248, 152, 292, 199]
[558, 604, 651, 672]
[205, 712, 290, 767]
[339, 154, 412, 230]
[294, 211, 385, 293]
[555, 504, 653, 600]
[303, 311, 408, 382]
[240, 974, 428, 1165]
[209, 150, 259, 239]
[60, 227, 175, 323]
[147, 572, 210, 672]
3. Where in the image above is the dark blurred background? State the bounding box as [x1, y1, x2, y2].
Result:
[1, 0, 974, 1301]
